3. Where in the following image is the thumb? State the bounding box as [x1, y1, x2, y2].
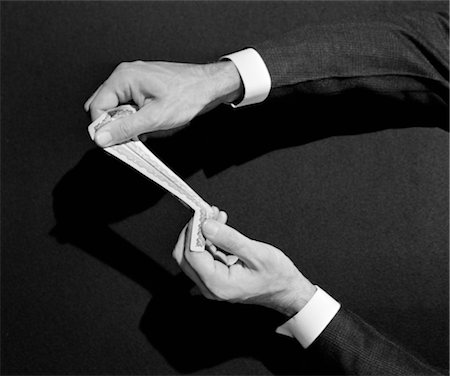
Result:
[202, 220, 254, 263]
[94, 110, 151, 147]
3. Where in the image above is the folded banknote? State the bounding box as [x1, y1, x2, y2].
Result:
[88, 105, 238, 266]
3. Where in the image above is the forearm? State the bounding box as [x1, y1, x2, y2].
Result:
[310, 308, 446, 375]
[254, 11, 449, 106]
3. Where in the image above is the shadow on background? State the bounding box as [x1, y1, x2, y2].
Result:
[50, 90, 447, 374]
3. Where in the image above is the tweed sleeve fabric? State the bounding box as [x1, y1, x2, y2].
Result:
[254, 11, 449, 109]
[308, 308, 446, 375]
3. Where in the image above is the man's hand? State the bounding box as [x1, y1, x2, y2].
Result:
[173, 216, 317, 317]
[84, 60, 243, 147]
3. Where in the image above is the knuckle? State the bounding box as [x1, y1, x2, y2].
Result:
[214, 292, 228, 301]
[214, 289, 232, 301]
[116, 61, 130, 70]
[117, 60, 143, 71]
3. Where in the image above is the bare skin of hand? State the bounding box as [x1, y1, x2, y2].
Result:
[84, 60, 242, 147]
[172, 214, 317, 317]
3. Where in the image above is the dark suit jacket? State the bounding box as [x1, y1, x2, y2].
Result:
[253, 11, 449, 376]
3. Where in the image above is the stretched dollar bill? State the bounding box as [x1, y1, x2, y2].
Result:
[88, 105, 238, 265]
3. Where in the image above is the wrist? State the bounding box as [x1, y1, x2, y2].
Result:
[204, 61, 243, 105]
[280, 279, 317, 317]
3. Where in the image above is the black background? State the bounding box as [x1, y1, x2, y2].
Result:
[1, 1, 448, 375]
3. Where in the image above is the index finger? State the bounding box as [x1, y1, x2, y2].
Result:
[184, 220, 229, 283]
[172, 223, 216, 300]
[202, 220, 256, 267]
[89, 86, 120, 121]
[84, 85, 102, 112]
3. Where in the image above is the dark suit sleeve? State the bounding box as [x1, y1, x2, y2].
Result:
[254, 11, 449, 109]
[308, 308, 445, 375]
[251, 12, 448, 375]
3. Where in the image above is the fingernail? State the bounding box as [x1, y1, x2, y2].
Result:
[203, 220, 219, 237]
[96, 131, 112, 147]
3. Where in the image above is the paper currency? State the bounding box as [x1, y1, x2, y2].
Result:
[88, 105, 238, 265]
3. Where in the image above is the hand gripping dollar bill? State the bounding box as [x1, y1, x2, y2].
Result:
[88, 105, 238, 266]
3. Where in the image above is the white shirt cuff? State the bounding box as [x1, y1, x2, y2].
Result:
[276, 286, 341, 349]
[220, 48, 271, 108]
